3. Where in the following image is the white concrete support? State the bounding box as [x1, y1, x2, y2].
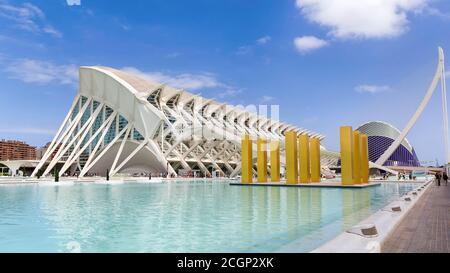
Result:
[31, 95, 80, 177]
[230, 164, 242, 178]
[147, 139, 177, 176]
[162, 139, 191, 170]
[41, 98, 93, 176]
[220, 144, 237, 173]
[369, 161, 398, 175]
[164, 138, 184, 157]
[195, 142, 224, 176]
[110, 138, 149, 176]
[181, 140, 202, 159]
[42, 99, 99, 176]
[109, 125, 132, 176]
[79, 124, 129, 177]
[441, 51, 450, 163]
[58, 109, 115, 175]
[78, 112, 118, 177]
[57, 103, 105, 170]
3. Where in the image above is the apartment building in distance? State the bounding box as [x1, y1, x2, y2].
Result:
[0, 139, 37, 161]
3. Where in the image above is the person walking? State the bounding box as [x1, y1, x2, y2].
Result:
[435, 172, 441, 186]
[443, 172, 448, 186]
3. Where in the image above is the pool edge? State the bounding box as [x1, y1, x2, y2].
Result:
[309, 179, 433, 253]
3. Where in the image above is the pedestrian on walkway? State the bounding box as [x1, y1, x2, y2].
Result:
[443, 172, 448, 186]
[435, 172, 441, 186]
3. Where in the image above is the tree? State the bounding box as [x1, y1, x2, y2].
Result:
[54, 169, 59, 182]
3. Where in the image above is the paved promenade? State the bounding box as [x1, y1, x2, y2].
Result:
[382, 182, 450, 253]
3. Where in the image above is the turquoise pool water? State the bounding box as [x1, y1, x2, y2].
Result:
[0, 181, 418, 252]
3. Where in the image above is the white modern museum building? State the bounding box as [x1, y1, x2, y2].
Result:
[32, 66, 340, 178]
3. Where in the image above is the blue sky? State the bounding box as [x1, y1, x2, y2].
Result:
[1, 0, 450, 164]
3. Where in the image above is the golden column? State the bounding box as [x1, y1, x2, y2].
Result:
[241, 134, 253, 184]
[257, 138, 268, 183]
[270, 140, 280, 182]
[285, 131, 298, 184]
[340, 126, 354, 185]
[310, 137, 321, 183]
[298, 134, 311, 183]
[360, 134, 370, 183]
[352, 130, 362, 184]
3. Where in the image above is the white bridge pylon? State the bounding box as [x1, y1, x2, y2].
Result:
[375, 47, 450, 166]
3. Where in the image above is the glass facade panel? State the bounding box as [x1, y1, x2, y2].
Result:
[133, 129, 145, 141]
[104, 117, 117, 144]
[118, 115, 128, 133]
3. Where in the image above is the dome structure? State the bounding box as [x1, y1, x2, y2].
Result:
[356, 121, 420, 167]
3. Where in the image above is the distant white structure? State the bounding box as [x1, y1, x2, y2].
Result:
[32, 66, 339, 178]
[356, 121, 420, 167]
[0, 160, 40, 177]
[376, 47, 449, 166]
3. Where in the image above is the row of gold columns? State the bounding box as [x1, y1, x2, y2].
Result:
[257, 138, 268, 183]
[361, 134, 369, 183]
[241, 132, 321, 184]
[241, 135, 253, 183]
[298, 135, 310, 183]
[291, 133, 321, 184]
[242, 135, 282, 184]
[310, 138, 321, 182]
[285, 131, 298, 184]
[340, 126, 370, 185]
[270, 140, 280, 182]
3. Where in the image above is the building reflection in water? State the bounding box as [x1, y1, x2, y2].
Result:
[342, 188, 371, 229]
[30, 182, 378, 252]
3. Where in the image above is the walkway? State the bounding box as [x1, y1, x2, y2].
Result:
[382, 182, 450, 253]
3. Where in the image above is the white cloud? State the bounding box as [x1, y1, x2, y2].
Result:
[0, 128, 55, 135]
[0, 35, 44, 49]
[5, 59, 78, 85]
[121, 67, 223, 91]
[66, 0, 81, 6]
[355, 84, 392, 94]
[166, 52, 181, 58]
[43, 26, 62, 38]
[294, 36, 328, 53]
[445, 69, 450, 77]
[121, 67, 243, 101]
[424, 6, 450, 19]
[236, 36, 271, 56]
[260, 95, 274, 103]
[0, 2, 62, 37]
[120, 24, 130, 31]
[257, 36, 271, 45]
[295, 0, 427, 39]
[217, 88, 242, 99]
[235, 45, 252, 56]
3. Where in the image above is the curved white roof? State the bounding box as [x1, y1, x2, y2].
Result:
[356, 121, 414, 153]
[85, 66, 325, 140]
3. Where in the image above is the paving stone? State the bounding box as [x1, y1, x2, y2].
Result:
[382, 185, 450, 253]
